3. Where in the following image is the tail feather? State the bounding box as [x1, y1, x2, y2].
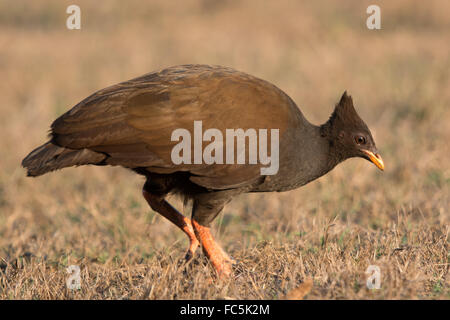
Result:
[22, 141, 106, 177]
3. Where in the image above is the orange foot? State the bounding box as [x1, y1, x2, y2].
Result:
[183, 222, 200, 262]
[192, 219, 234, 278]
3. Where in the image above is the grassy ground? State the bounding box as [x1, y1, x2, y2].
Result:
[0, 0, 448, 299]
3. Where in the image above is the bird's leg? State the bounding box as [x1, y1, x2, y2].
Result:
[142, 190, 199, 261]
[192, 219, 233, 278]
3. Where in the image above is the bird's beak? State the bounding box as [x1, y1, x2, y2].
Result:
[361, 150, 384, 171]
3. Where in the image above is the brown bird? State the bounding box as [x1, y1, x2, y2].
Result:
[22, 64, 384, 277]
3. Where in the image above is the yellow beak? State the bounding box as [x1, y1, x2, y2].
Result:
[362, 150, 384, 171]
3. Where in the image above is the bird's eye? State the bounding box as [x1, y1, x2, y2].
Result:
[355, 136, 366, 145]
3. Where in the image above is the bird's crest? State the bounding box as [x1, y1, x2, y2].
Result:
[321, 91, 367, 136]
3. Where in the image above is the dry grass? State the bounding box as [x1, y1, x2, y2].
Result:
[0, 0, 448, 299]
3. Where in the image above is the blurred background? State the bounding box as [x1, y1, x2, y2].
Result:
[0, 0, 448, 299]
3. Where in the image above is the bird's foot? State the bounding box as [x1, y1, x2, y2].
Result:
[192, 219, 233, 279]
[184, 235, 200, 262]
[218, 246, 236, 265]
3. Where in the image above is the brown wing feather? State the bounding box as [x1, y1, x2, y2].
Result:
[51, 64, 298, 189]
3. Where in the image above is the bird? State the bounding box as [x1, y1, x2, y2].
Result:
[22, 64, 384, 277]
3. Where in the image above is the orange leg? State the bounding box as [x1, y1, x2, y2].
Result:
[143, 190, 199, 261]
[192, 219, 234, 278]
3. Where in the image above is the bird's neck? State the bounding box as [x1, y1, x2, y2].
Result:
[252, 114, 343, 192]
[302, 122, 342, 177]
[268, 119, 341, 191]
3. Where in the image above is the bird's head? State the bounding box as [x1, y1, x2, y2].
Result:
[320, 91, 384, 171]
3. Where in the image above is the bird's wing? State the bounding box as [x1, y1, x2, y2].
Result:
[51, 65, 297, 189]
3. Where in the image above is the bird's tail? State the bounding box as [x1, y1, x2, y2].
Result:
[22, 141, 106, 177]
